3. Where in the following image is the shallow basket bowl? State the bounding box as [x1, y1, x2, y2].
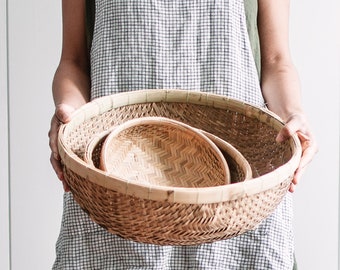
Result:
[84, 122, 252, 186]
[100, 116, 231, 187]
[58, 89, 301, 245]
[83, 118, 250, 185]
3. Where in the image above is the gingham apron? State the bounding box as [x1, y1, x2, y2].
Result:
[53, 1, 295, 269]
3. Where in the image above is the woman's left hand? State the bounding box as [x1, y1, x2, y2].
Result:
[276, 113, 318, 192]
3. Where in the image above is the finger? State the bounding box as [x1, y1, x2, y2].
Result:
[55, 104, 76, 123]
[298, 138, 318, 170]
[50, 153, 64, 181]
[297, 131, 310, 141]
[293, 165, 307, 185]
[289, 141, 317, 192]
[276, 119, 303, 142]
[62, 180, 70, 192]
[48, 115, 61, 160]
[48, 104, 76, 192]
[276, 113, 309, 143]
[50, 154, 71, 192]
[289, 164, 307, 193]
[288, 183, 296, 193]
[50, 104, 76, 157]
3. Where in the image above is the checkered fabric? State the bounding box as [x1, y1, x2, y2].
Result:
[53, 1, 295, 269]
[90, 0, 265, 107]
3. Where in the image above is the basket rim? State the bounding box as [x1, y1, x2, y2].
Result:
[199, 129, 252, 181]
[58, 89, 302, 204]
[83, 128, 112, 166]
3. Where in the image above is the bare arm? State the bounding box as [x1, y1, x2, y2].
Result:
[52, 0, 90, 109]
[258, 0, 318, 192]
[258, 0, 302, 119]
[49, 0, 90, 190]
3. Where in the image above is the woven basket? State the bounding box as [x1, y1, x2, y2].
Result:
[84, 124, 250, 185]
[58, 89, 301, 245]
[200, 130, 252, 182]
[100, 117, 231, 187]
[84, 129, 112, 167]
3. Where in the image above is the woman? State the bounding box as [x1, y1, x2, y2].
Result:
[49, 0, 317, 269]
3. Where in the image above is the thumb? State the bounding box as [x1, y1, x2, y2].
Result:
[276, 123, 295, 143]
[55, 104, 76, 124]
[276, 114, 305, 143]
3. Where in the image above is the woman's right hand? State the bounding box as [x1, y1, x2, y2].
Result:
[48, 103, 76, 192]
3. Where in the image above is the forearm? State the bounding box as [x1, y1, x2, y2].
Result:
[52, 0, 90, 109]
[258, 0, 304, 122]
[52, 59, 91, 110]
[261, 60, 304, 122]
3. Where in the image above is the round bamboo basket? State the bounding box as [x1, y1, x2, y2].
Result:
[84, 122, 251, 185]
[58, 89, 301, 245]
[100, 117, 231, 187]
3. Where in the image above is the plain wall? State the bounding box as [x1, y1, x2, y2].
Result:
[0, 0, 339, 269]
[0, 0, 10, 269]
[290, 1, 339, 269]
[1, 0, 64, 269]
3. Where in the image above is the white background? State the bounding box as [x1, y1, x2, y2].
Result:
[290, 1, 339, 269]
[0, 0, 339, 269]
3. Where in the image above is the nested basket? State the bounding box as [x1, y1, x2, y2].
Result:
[84, 117, 252, 187]
[199, 129, 252, 182]
[58, 89, 301, 245]
[100, 116, 231, 187]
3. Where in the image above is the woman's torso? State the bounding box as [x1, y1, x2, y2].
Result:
[90, 0, 264, 107]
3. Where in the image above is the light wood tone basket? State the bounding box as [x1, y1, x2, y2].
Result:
[84, 129, 112, 167]
[200, 130, 252, 182]
[83, 122, 251, 185]
[100, 117, 231, 187]
[58, 89, 301, 245]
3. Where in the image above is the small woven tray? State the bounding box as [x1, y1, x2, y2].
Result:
[84, 125, 251, 185]
[58, 89, 301, 245]
[100, 117, 231, 187]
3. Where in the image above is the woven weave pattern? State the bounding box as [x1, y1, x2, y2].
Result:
[100, 118, 229, 187]
[64, 168, 290, 245]
[69, 101, 291, 177]
[58, 90, 301, 245]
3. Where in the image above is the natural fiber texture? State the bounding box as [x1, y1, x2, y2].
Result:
[84, 129, 111, 167]
[100, 117, 230, 187]
[84, 125, 249, 186]
[58, 89, 301, 245]
[199, 130, 252, 182]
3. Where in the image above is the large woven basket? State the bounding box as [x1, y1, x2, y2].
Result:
[58, 89, 301, 245]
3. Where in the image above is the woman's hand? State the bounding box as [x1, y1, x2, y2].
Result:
[49, 0, 90, 191]
[276, 113, 318, 192]
[48, 104, 76, 192]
